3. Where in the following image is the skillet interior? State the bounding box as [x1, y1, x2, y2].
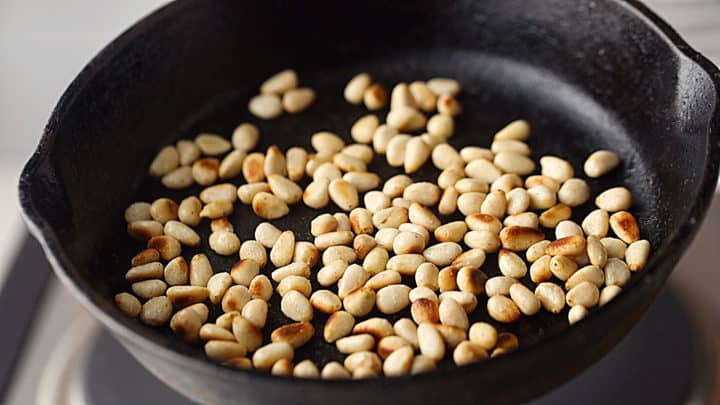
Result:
[20, 0, 720, 403]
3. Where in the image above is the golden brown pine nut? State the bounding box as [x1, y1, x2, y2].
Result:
[503, 212, 539, 229]
[249, 275, 273, 301]
[149, 198, 178, 224]
[115, 293, 142, 317]
[241, 298, 268, 329]
[468, 322, 497, 350]
[310, 290, 342, 314]
[439, 297, 469, 329]
[281, 290, 313, 322]
[437, 94, 462, 116]
[166, 285, 208, 307]
[337, 264, 369, 298]
[177, 139, 201, 166]
[231, 123, 259, 152]
[271, 359, 293, 376]
[126, 261, 164, 282]
[432, 143, 462, 170]
[481, 190, 507, 218]
[497, 249, 527, 278]
[409, 286, 438, 303]
[439, 291, 478, 313]
[237, 183, 269, 205]
[566, 281, 600, 307]
[324, 311, 355, 343]
[527, 185, 557, 210]
[345, 351, 382, 376]
[549, 255, 578, 281]
[277, 275, 312, 297]
[453, 341, 488, 366]
[539, 204, 572, 228]
[271, 322, 315, 349]
[189, 254, 213, 287]
[215, 311, 240, 330]
[240, 240, 268, 268]
[383, 346, 414, 377]
[231, 259, 260, 286]
[408, 203, 441, 231]
[293, 241, 319, 268]
[609, 211, 640, 243]
[525, 240, 550, 262]
[364, 83, 388, 110]
[377, 335, 412, 359]
[192, 157, 220, 186]
[499, 226, 545, 251]
[293, 360, 320, 378]
[286, 147, 308, 182]
[530, 255, 552, 283]
[221, 285, 251, 313]
[487, 295, 521, 323]
[411, 298, 439, 324]
[504, 188, 530, 215]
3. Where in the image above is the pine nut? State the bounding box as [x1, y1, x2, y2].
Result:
[205, 341, 247, 363]
[609, 211, 640, 243]
[218, 150, 246, 179]
[303, 178, 330, 209]
[237, 183, 269, 205]
[411, 355, 437, 375]
[539, 156, 574, 183]
[310, 214, 337, 236]
[469, 322, 497, 350]
[382, 174, 412, 198]
[260, 69, 298, 95]
[503, 212, 539, 229]
[251, 191, 289, 219]
[453, 341, 488, 366]
[293, 360, 320, 378]
[534, 282, 566, 313]
[599, 285, 622, 306]
[176, 140, 201, 166]
[437, 94, 462, 116]
[546, 235, 586, 257]
[115, 293, 142, 317]
[399, 223, 431, 245]
[149, 198, 178, 224]
[566, 281, 600, 307]
[240, 298, 268, 329]
[322, 245, 356, 265]
[327, 179, 359, 211]
[281, 290, 313, 322]
[239, 240, 268, 268]
[382, 346, 414, 377]
[376, 284, 411, 314]
[601, 237, 627, 259]
[215, 311, 240, 330]
[189, 254, 213, 287]
[411, 298, 439, 324]
[223, 357, 252, 370]
[493, 152, 535, 175]
[463, 214, 499, 235]
[439, 297, 469, 329]
[310, 290, 342, 314]
[586, 236, 608, 267]
[253, 342, 294, 371]
[209, 231, 241, 255]
[556, 220, 584, 239]
[582, 209, 609, 238]
[210, 217, 233, 233]
[271, 262, 310, 282]
[423, 242, 462, 266]
[166, 285, 207, 307]
[538, 204, 571, 228]
[271, 359, 293, 376]
[434, 221, 467, 243]
[363, 191, 391, 213]
[249, 94, 283, 119]
[360, 247, 387, 275]
[283, 147, 308, 182]
[490, 174, 522, 195]
[530, 255, 552, 283]
[436, 325, 467, 349]
[385, 253, 424, 276]
[149, 146, 180, 177]
[504, 188, 530, 215]
[332, 153, 366, 173]
[125, 202, 152, 223]
[231, 259, 260, 286]
[437, 186, 459, 216]
[390, 82, 416, 110]
[372, 207, 408, 230]
[455, 266, 486, 295]
[626, 239, 650, 271]
[410, 264, 437, 291]
[311, 131, 345, 154]
[481, 190, 507, 218]
[410, 286, 438, 303]
[404, 137, 431, 173]
[313, 230, 353, 250]
[387, 107, 427, 132]
[336, 264, 367, 298]
[383, 133, 410, 167]
[199, 200, 234, 219]
[393, 231, 426, 255]
[324, 311, 355, 343]
[222, 285, 251, 312]
[408, 203, 441, 231]
[567, 305, 589, 325]
[232, 123, 259, 152]
[249, 275, 273, 301]
[372, 124, 398, 154]
[140, 296, 172, 326]
[343, 172, 380, 193]
[343, 287, 376, 317]
[365, 270, 401, 290]
[558, 178, 590, 207]
[206, 272, 232, 304]
[264, 175, 302, 205]
[490, 332, 519, 357]
[439, 291, 478, 313]
[283, 87, 315, 113]
[200, 323, 235, 341]
[337, 334, 375, 354]
[464, 230, 501, 252]
[241, 152, 265, 183]
[262, 146, 286, 178]
[524, 175, 559, 193]
[126, 261, 164, 282]
[277, 275, 312, 297]
[566, 265, 604, 290]
[377, 335, 412, 359]
[293, 241, 320, 267]
[428, 114, 456, 141]
[604, 257, 630, 286]
[363, 83, 388, 110]
[526, 240, 550, 262]
[344, 351, 382, 375]
[499, 226, 544, 251]
[402, 183, 441, 207]
[455, 178, 489, 194]
[345, 73, 372, 104]
[596, 187, 633, 211]
[390, 319, 417, 349]
[548, 254, 577, 280]
[417, 322, 446, 361]
[527, 185, 557, 210]
[321, 362, 351, 379]
[162, 166, 194, 189]
[498, 249, 527, 278]
[465, 159, 502, 183]
[584, 150, 620, 178]
[271, 322, 315, 349]
[192, 157, 219, 185]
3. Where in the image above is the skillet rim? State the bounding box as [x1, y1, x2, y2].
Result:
[16, 0, 720, 391]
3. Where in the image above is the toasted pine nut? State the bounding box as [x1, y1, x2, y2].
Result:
[324, 310, 355, 343]
[404, 137, 431, 173]
[464, 230, 501, 253]
[506, 283, 540, 316]
[271, 322, 315, 349]
[491, 139, 530, 156]
[252, 342, 294, 371]
[365, 270, 401, 291]
[310, 214, 338, 236]
[409, 203, 441, 231]
[411, 298, 439, 324]
[343, 287, 376, 317]
[200, 323, 235, 341]
[271, 359, 293, 376]
[327, 179, 359, 211]
[192, 157, 219, 185]
[546, 235, 586, 257]
[376, 284, 411, 314]
[556, 220, 584, 239]
[343, 171, 380, 193]
[468, 322, 497, 350]
[439, 291, 478, 313]
[314, 230, 354, 250]
[584, 150, 620, 178]
[221, 285, 251, 313]
[437, 94, 462, 116]
[363, 83, 388, 110]
[260, 69, 298, 95]
[596, 187, 633, 212]
[491, 174, 523, 195]
[480, 190, 507, 218]
[465, 159, 502, 183]
[434, 221, 467, 244]
[626, 239, 650, 271]
[249, 94, 283, 119]
[530, 255, 552, 283]
[249, 275, 273, 301]
[411, 263, 438, 291]
[218, 150, 246, 180]
[281, 290, 313, 322]
[189, 254, 213, 287]
[372, 124, 397, 154]
[207, 272, 232, 304]
[390, 82, 416, 110]
[293, 241, 320, 267]
[277, 275, 312, 297]
[549, 254, 578, 281]
[599, 285, 622, 306]
[438, 186, 459, 216]
[231, 259, 260, 286]
[499, 226, 544, 251]
[205, 341, 247, 363]
[126, 261, 164, 282]
[209, 231, 241, 255]
[265, 175, 302, 205]
[283, 147, 308, 182]
[239, 240, 268, 268]
[383, 134, 412, 167]
[302, 178, 330, 209]
[115, 293, 142, 317]
[427, 115, 455, 141]
[581, 208, 609, 238]
[224, 357, 253, 370]
[322, 245, 356, 265]
[293, 360, 320, 379]
[387, 107, 427, 132]
[377, 335, 411, 359]
[344, 351, 382, 375]
[410, 286, 438, 303]
[333, 153, 367, 173]
[312, 162, 341, 183]
[566, 281, 600, 307]
[139, 296, 172, 326]
[423, 242, 462, 266]
[311, 131, 345, 154]
[527, 185, 557, 210]
[455, 266, 486, 295]
[321, 362, 351, 379]
[250, 192, 288, 219]
[436, 325, 467, 348]
[210, 217, 233, 233]
[271, 262, 310, 282]
[149, 146, 180, 177]
[526, 240, 550, 262]
[493, 152, 535, 175]
[557, 178, 590, 207]
[393, 231, 426, 255]
[609, 211, 640, 243]
[149, 198, 178, 224]
[453, 341, 488, 366]
[417, 322, 445, 361]
[565, 265, 604, 290]
[498, 249, 527, 278]
[411, 354, 437, 375]
[162, 166, 194, 189]
[535, 282, 566, 313]
[199, 200, 234, 220]
[439, 297, 469, 329]
[215, 311, 240, 330]
[586, 236, 608, 267]
[262, 146, 286, 178]
[283, 87, 315, 113]
[381, 175, 411, 198]
[491, 332, 520, 357]
[310, 290, 342, 314]
[337, 334, 375, 354]
[538, 204, 571, 228]
[492, 119, 529, 141]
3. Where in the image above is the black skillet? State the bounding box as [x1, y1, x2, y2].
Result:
[18, 0, 720, 404]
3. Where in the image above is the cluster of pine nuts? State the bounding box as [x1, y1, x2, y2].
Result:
[249, 69, 316, 119]
[118, 70, 651, 379]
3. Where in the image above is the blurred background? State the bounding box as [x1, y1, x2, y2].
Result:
[0, 1, 718, 404]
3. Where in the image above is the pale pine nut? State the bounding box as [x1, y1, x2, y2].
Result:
[260, 69, 298, 95]
[266, 175, 302, 204]
[556, 220, 584, 239]
[149, 198, 178, 224]
[231, 123, 259, 152]
[303, 178, 330, 209]
[410, 287, 437, 304]
[493, 119, 530, 141]
[209, 231, 241, 255]
[584, 150, 620, 178]
[423, 242, 462, 266]
[311, 131, 345, 154]
[126, 262, 164, 282]
[498, 249, 527, 278]
[526, 240, 550, 262]
[566, 281, 600, 307]
[344, 351, 382, 375]
[237, 183, 269, 205]
[283, 87, 315, 113]
[199, 200, 234, 219]
[436, 325, 469, 349]
[596, 187, 633, 211]
[383, 174, 413, 197]
[601, 237, 628, 259]
[215, 311, 240, 330]
[491, 174, 523, 194]
[609, 211, 640, 243]
[549, 255, 578, 281]
[530, 255, 552, 283]
[285, 147, 308, 182]
[373, 207, 408, 229]
[345, 73, 372, 104]
[115, 293, 142, 317]
[364, 191, 391, 213]
[499, 226, 545, 251]
[321, 362, 351, 379]
[491, 140, 530, 156]
[558, 178, 590, 207]
[403, 182, 441, 206]
[525, 175, 560, 192]
[271, 262, 310, 282]
[428, 115, 455, 140]
[582, 209, 609, 238]
[277, 275, 312, 297]
[205, 341, 247, 363]
[312, 162, 342, 182]
[363, 83, 388, 110]
[266, 230, 293, 267]
[189, 254, 213, 287]
[309, 214, 337, 237]
[539, 204, 572, 228]
[411, 298, 439, 324]
[540, 156, 574, 182]
[252, 342, 294, 371]
[262, 146, 287, 178]
[271, 359, 293, 376]
[455, 178, 489, 194]
[426, 77, 460, 96]
[566, 265, 604, 290]
[125, 202, 152, 223]
[599, 285, 622, 306]
[239, 240, 268, 268]
[251, 192, 289, 219]
[408, 203, 441, 231]
[337, 334, 375, 354]
[249, 94, 283, 119]
[481, 190, 507, 218]
[192, 157, 219, 185]
[503, 212, 539, 229]
[387, 106, 427, 132]
[386, 253, 425, 275]
[527, 185, 557, 210]
[293, 360, 320, 379]
[625, 239, 650, 271]
[377, 335, 412, 359]
[249, 275, 273, 301]
[438, 266, 459, 292]
[349, 208, 374, 235]
[437, 94, 462, 116]
[417, 322, 445, 361]
[324, 311, 355, 343]
[139, 296, 172, 326]
[149, 146, 180, 177]
[292, 241, 319, 267]
[219, 150, 246, 179]
[231, 259, 260, 286]
[393, 231, 426, 254]
[207, 272, 232, 304]
[392, 197, 412, 209]
[383, 346, 414, 377]
[281, 290, 313, 322]
[404, 137, 431, 173]
[241, 298, 268, 329]
[465, 159, 502, 183]
[343, 172, 380, 193]
[434, 221, 467, 243]
[505, 188, 530, 215]
[453, 341, 488, 366]
[469, 322, 497, 350]
[376, 284, 411, 314]
[199, 324, 235, 341]
[221, 285, 251, 313]
[333, 153, 367, 173]
[131, 248, 159, 267]
[372, 124, 398, 154]
[464, 230, 501, 252]
[177, 139, 201, 166]
[568, 305, 590, 324]
[314, 231, 354, 250]
[162, 167, 194, 189]
[271, 322, 315, 349]
[415, 262, 440, 290]
[322, 245, 356, 265]
[343, 287, 376, 317]
[494, 152, 535, 175]
[439, 297, 469, 329]
[438, 167, 463, 189]
[535, 282, 566, 313]
[399, 223, 431, 244]
[604, 258, 631, 286]
[456, 266, 487, 295]
[586, 236, 608, 267]
[439, 291, 478, 313]
[411, 355, 437, 375]
[337, 264, 369, 299]
[353, 317, 394, 338]
[362, 247, 389, 275]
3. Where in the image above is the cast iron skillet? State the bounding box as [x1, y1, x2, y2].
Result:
[17, 0, 720, 404]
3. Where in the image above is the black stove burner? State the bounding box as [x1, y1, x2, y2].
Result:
[80, 288, 703, 405]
